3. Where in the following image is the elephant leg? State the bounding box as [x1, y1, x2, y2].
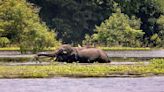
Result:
[79, 58, 89, 63]
[56, 55, 64, 62]
[56, 54, 70, 62]
[97, 58, 108, 63]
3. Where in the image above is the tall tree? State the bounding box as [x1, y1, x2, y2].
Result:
[156, 15, 164, 47]
[0, 0, 59, 51]
[85, 8, 144, 47]
[28, 0, 164, 47]
[115, 0, 164, 46]
[28, 0, 115, 44]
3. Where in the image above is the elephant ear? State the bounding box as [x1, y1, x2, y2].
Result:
[61, 44, 74, 54]
[70, 48, 78, 57]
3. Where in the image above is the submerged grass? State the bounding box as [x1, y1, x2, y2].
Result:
[0, 59, 163, 78]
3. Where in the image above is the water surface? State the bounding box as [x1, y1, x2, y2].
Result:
[0, 77, 164, 92]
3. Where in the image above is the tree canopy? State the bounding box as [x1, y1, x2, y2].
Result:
[28, 0, 164, 47]
[0, 0, 59, 51]
[1, 0, 164, 48]
[83, 8, 144, 47]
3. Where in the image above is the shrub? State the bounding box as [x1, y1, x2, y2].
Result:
[0, 37, 10, 47]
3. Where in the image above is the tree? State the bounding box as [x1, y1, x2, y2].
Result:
[115, 0, 164, 46]
[28, 0, 115, 44]
[28, 0, 164, 47]
[156, 15, 164, 47]
[85, 8, 144, 47]
[0, 0, 59, 51]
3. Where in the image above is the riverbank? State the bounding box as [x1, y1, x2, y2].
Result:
[0, 47, 154, 51]
[0, 59, 163, 78]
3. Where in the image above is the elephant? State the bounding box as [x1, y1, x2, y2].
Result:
[77, 48, 111, 63]
[36, 44, 111, 63]
[54, 44, 87, 62]
[59, 45, 111, 63]
[36, 44, 86, 62]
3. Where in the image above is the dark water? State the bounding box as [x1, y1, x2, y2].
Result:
[0, 77, 164, 92]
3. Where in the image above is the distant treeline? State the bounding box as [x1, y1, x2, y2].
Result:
[0, 0, 164, 48]
[28, 0, 164, 47]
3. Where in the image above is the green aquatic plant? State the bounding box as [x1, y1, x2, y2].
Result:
[0, 59, 163, 78]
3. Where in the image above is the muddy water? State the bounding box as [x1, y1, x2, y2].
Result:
[0, 77, 164, 92]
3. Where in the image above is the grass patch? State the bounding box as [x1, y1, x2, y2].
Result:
[0, 47, 20, 51]
[100, 47, 151, 51]
[0, 59, 163, 78]
[110, 57, 147, 62]
[0, 47, 153, 51]
[0, 57, 32, 62]
[0, 47, 57, 51]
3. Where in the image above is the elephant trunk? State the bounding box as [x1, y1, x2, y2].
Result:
[37, 53, 56, 57]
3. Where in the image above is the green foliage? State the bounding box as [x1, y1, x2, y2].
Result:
[115, 0, 164, 47]
[156, 0, 164, 12]
[0, 0, 164, 47]
[150, 59, 164, 69]
[0, 0, 59, 53]
[28, 0, 164, 47]
[85, 8, 144, 47]
[156, 15, 164, 47]
[150, 34, 161, 47]
[0, 37, 10, 47]
[29, 0, 115, 44]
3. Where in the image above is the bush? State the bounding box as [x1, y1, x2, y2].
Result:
[84, 8, 144, 47]
[0, 0, 60, 53]
[0, 37, 10, 47]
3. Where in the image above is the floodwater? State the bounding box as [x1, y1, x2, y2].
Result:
[0, 77, 164, 92]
